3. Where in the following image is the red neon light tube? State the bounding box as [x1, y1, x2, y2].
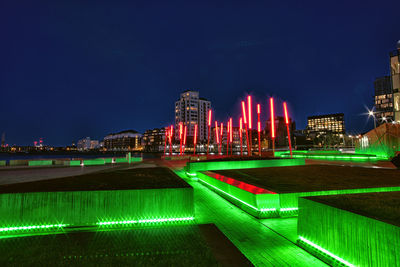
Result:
[208, 110, 212, 126]
[229, 118, 233, 142]
[183, 126, 187, 145]
[215, 121, 219, 144]
[247, 96, 252, 129]
[241, 101, 247, 124]
[283, 102, 289, 125]
[194, 124, 197, 144]
[270, 98, 275, 139]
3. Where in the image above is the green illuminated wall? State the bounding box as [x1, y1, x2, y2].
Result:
[298, 197, 400, 266]
[83, 159, 105, 166]
[198, 172, 400, 218]
[186, 158, 305, 174]
[28, 160, 53, 166]
[67, 160, 81, 166]
[9, 160, 29, 166]
[196, 172, 279, 218]
[0, 188, 194, 229]
[104, 158, 113, 164]
[278, 186, 400, 215]
[0, 161, 6, 166]
[115, 157, 128, 163]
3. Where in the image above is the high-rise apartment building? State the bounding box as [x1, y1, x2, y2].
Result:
[175, 91, 211, 142]
[307, 113, 345, 136]
[390, 41, 400, 122]
[374, 76, 393, 124]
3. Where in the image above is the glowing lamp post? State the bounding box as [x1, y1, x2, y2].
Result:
[239, 117, 243, 156]
[283, 102, 293, 158]
[270, 98, 275, 157]
[207, 110, 212, 156]
[247, 96, 253, 156]
[257, 104, 261, 156]
[242, 101, 250, 156]
[193, 124, 197, 155]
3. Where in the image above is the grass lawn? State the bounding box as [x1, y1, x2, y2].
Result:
[0, 167, 190, 193]
[305, 192, 400, 227]
[212, 165, 400, 193]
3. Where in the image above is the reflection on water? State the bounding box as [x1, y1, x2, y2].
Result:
[0, 225, 217, 266]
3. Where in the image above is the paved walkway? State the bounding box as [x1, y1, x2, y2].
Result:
[171, 168, 327, 266]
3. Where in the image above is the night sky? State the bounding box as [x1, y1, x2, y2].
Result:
[1, 1, 399, 146]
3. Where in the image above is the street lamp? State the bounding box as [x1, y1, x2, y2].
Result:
[368, 109, 376, 129]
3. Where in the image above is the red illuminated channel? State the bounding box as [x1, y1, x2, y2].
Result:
[204, 171, 276, 195]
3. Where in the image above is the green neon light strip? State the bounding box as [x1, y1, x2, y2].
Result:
[97, 217, 195, 226]
[299, 236, 355, 267]
[280, 154, 377, 161]
[0, 224, 67, 233]
[280, 207, 298, 212]
[198, 177, 276, 212]
[185, 172, 197, 177]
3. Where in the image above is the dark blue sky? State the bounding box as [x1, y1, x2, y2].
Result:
[1, 1, 399, 146]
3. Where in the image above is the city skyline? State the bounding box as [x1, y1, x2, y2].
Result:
[1, 1, 400, 146]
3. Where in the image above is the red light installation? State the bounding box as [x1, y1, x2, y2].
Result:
[241, 101, 247, 124]
[207, 110, 212, 155]
[164, 126, 168, 156]
[247, 95, 253, 156]
[204, 172, 276, 194]
[283, 102, 293, 158]
[179, 122, 183, 156]
[229, 118, 233, 155]
[226, 120, 230, 155]
[270, 97, 275, 157]
[215, 121, 219, 153]
[183, 125, 187, 147]
[219, 122, 223, 155]
[193, 124, 197, 155]
[239, 117, 243, 156]
[257, 104, 261, 156]
[169, 125, 173, 155]
[241, 100, 250, 155]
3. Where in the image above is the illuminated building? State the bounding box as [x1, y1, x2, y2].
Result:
[77, 137, 99, 151]
[307, 113, 345, 136]
[175, 91, 211, 143]
[374, 76, 393, 124]
[103, 130, 142, 151]
[142, 128, 166, 152]
[390, 40, 400, 122]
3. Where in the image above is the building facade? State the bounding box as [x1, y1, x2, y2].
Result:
[374, 76, 393, 124]
[103, 130, 142, 151]
[175, 91, 211, 142]
[390, 41, 400, 122]
[142, 128, 166, 152]
[307, 113, 345, 136]
[265, 116, 296, 147]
